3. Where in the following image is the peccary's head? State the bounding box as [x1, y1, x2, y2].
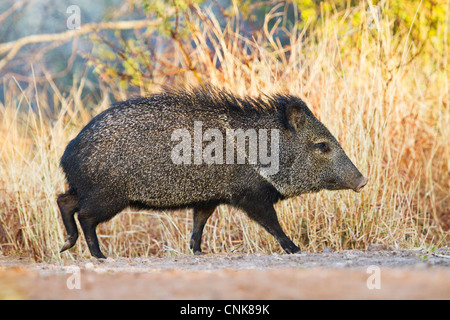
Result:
[272, 99, 368, 196]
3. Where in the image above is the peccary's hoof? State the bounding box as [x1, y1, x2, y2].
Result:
[284, 245, 301, 254]
[60, 238, 76, 253]
[193, 251, 203, 256]
[91, 251, 107, 259]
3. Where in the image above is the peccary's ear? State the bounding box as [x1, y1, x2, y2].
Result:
[285, 103, 305, 133]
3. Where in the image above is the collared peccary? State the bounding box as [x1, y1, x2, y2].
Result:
[57, 86, 368, 258]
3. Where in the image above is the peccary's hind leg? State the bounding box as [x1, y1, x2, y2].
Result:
[58, 193, 79, 254]
[77, 198, 126, 259]
[78, 213, 106, 259]
[190, 205, 216, 255]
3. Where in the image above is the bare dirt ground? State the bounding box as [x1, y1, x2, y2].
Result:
[1, 247, 449, 300]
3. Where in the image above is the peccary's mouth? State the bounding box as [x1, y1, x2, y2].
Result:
[324, 178, 344, 191]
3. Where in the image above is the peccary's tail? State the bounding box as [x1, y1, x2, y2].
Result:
[57, 189, 80, 254]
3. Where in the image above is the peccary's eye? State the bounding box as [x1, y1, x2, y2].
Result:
[314, 142, 330, 153]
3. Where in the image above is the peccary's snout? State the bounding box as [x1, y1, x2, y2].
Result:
[353, 175, 368, 193]
[329, 150, 368, 193]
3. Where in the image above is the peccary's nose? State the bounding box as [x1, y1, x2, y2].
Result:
[354, 176, 368, 192]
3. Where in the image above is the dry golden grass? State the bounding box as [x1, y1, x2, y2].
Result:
[0, 3, 448, 261]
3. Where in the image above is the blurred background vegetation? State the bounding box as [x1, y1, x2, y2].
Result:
[0, 0, 448, 260]
[0, 0, 447, 102]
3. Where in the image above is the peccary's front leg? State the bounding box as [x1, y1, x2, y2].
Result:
[237, 198, 300, 254]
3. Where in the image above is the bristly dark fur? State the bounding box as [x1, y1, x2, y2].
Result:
[120, 85, 307, 117]
[57, 85, 366, 258]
